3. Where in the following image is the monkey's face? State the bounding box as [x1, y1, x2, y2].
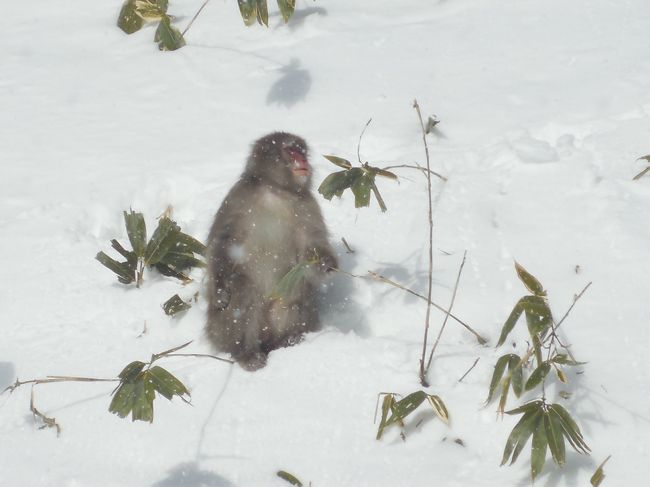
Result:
[282, 141, 311, 188]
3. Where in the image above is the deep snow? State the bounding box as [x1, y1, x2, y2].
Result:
[2, 1, 650, 486]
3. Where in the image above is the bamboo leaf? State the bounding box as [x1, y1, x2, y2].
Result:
[162, 294, 192, 316]
[551, 354, 586, 366]
[548, 404, 590, 454]
[155, 15, 186, 51]
[508, 354, 524, 398]
[498, 376, 511, 414]
[159, 250, 205, 271]
[134, 0, 167, 21]
[376, 394, 395, 440]
[524, 361, 551, 391]
[145, 217, 180, 266]
[255, 0, 269, 26]
[522, 295, 552, 336]
[147, 366, 190, 401]
[505, 399, 544, 416]
[276, 0, 296, 23]
[426, 395, 449, 423]
[590, 455, 612, 487]
[277, 471, 303, 487]
[117, 0, 145, 34]
[531, 413, 548, 480]
[515, 261, 546, 297]
[108, 382, 136, 419]
[351, 172, 373, 208]
[323, 155, 353, 169]
[95, 251, 136, 284]
[268, 261, 311, 302]
[555, 366, 568, 384]
[318, 168, 363, 201]
[175, 232, 207, 256]
[486, 354, 511, 404]
[501, 409, 540, 466]
[154, 263, 192, 282]
[237, 0, 257, 26]
[117, 361, 147, 381]
[123, 210, 147, 258]
[131, 378, 155, 422]
[496, 298, 525, 347]
[544, 412, 566, 466]
[384, 391, 427, 427]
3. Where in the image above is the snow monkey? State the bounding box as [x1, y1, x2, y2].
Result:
[205, 132, 338, 370]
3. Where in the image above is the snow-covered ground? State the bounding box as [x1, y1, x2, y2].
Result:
[2, 1, 650, 485]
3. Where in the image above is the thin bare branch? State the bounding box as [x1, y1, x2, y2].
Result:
[425, 250, 468, 372]
[30, 387, 61, 436]
[341, 237, 355, 253]
[357, 118, 372, 164]
[332, 267, 487, 344]
[162, 353, 234, 364]
[555, 281, 592, 331]
[382, 164, 447, 182]
[182, 0, 212, 37]
[413, 99, 436, 386]
[457, 358, 480, 383]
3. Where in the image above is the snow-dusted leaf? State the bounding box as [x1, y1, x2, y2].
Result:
[277, 0, 296, 23]
[486, 354, 511, 404]
[323, 155, 353, 169]
[515, 262, 546, 297]
[148, 366, 190, 401]
[145, 216, 180, 265]
[508, 354, 524, 397]
[501, 408, 540, 466]
[384, 391, 427, 427]
[524, 361, 551, 391]
[95, 251, 136, 284]
[531, 414, 548, 480]
[162, 294, 192, 316]
[496, 298, 525, 347]
[351, 172, 373, 208]
[123, 210, 146, 258]
[117, 0, 145, 34]
[155, 16, 186, 51]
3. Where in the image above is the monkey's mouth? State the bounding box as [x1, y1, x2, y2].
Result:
[286, 147, 310, 176]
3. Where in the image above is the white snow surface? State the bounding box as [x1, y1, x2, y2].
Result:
[2, 1, 650, 486]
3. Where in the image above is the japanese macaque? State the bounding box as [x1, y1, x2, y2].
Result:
[205, 132, 338, 370]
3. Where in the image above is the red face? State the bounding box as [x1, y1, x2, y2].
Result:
[284, 145, 310, 177]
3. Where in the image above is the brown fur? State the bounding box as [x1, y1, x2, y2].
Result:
[205, 132, 337, 370]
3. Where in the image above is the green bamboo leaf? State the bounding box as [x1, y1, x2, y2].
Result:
[511, 411, 543, 466]
[134, 0, 167, 21]
[237, 0, 257, 26]
[255, 0, 269, 26]
[515, 261, 546, 297]
[154, 263, 192, 282]
[108, 382, 136, 419]
[548, 404, 590, 454]
[501, 409, 540, 465]
[276, 0, 296, 23]
[522, 295, 552, 336]
[555, 366, 568, 384]
[159, 250, 205, 271]
[323, 155, 353, 169]
[162, 294, 192, 316]
[372, 167, 398, 180]
[551, 354, 586, 366]
[524, 361, 551, 391]
[531, 413, 548, 480]
[504, 399, 544, 416]
[145, 217, 180, 266]
[131, 378, 155, 422]
[175, 232, 207, 256]
[486, 354, 511, 404]
[496, 298, 525, 347]
[268, 261, 311, 302]
[147, 366, 190, 401]
[376, 393, 395, 440]
[277, 470, 303, 487]
[385, 391, 427, 427]
[498, 376, 511, 414]
[155, 15, 186, 51]
[531, 333, 544, 368]
[590, 455, 612, 487]
[426, 394, 449, 423]
[117, 0, 144, 34]
[110, 239, 137, 263]
[123, 210, 147, 258]
[351, 172, 373, 208]
[117, 361, 147, 381]
[545, 412, 566, 467]
[95, 251, 136, 284]
[318, 168, 363, 201]
[508, 354, 524, 398]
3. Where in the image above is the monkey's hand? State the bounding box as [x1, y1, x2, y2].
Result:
[316, 250, 338, 273]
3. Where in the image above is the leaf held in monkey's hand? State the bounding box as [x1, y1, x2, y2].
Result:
[268, 261, 311, 302]
[155, 15, 186, 51]
[277, 0, 296, 23]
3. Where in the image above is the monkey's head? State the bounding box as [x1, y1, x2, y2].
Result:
[245, 132, 312, 192]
